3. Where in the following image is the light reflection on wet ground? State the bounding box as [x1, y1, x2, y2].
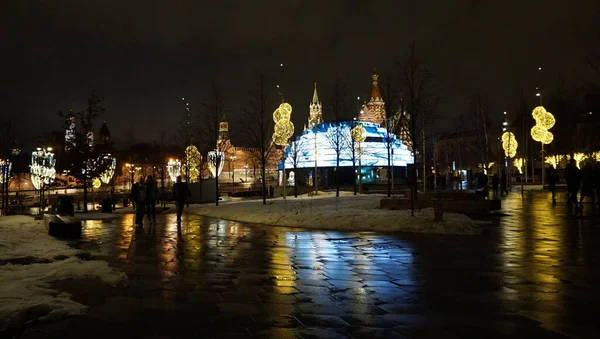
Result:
[36, 190, 600, 338]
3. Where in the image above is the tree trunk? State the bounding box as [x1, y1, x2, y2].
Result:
[335, 155, 340, 197]
[82, 173, 88, 213]
[387, 143, 392, 197]
[261, 154, 267, 205]
[352, 147, 357, 195]
[294, 166, 298, 198]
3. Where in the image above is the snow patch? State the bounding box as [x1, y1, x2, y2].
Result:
[188, 193, 482, 235]
[0, 216, 127, 330]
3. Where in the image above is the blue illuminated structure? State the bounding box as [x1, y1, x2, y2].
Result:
[279, 121, 413, 184]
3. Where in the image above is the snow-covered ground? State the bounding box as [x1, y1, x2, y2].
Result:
[187, 192, 482, 235]
[0, 216, 127, 330]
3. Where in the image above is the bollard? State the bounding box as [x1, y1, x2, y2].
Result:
[434, 199, 443, 222]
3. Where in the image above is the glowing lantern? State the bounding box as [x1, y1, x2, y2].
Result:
[0, 159, 11, 184]
[185, 145, 201, 182]
[207, 151, 224, 178]
[92, 177, 102, 189]
[99, 154, 116, 184]
[167, 159, 181, 182]
[30, 148, 56, 190]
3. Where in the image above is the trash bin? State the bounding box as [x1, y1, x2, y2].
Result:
[57, 196, 75, 216]
[101, 198, 112, 213]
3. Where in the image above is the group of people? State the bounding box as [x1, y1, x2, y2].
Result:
[131, 175, 191, 226]
[476, 169, 509, 197]
[559, 159, 600, 209]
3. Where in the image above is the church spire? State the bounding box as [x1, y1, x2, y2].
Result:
[312, 82, 319, 104]
[307, 82, 323, 129]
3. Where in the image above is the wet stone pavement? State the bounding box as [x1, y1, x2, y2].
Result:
[20, 190, 600, 338]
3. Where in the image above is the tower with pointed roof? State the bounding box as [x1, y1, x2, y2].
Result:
[307, 82, 322, 129]
[218, 113, 230, 145]
[359, 72, 386, 126]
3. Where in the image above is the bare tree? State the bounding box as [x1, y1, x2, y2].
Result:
[396, 43, 436, 216]
[325, 75, 352, 197]
[198, 85, 229, 206]
[59, 90, 111, 213]
[242, 73, 275, 205]
[380, 73, 401, 197]
[468, 93, 492, 174]
[286, 135, 308, 197]
[0, 120, 14, 216]
[343, 119, 359, 195]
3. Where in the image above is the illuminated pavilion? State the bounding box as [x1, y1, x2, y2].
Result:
[280, 73, 413, 187]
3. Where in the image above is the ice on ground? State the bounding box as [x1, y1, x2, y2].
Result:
[188, 192, 482, 235]
[0, 216, 127, 330]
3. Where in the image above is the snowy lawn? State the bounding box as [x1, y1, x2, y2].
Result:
[0, 216, 127, 330]
[187, 192, 482, 235]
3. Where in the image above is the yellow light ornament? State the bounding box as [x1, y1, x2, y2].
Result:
[185, 145, 201, 181]
[92, 177, 101, 189]
[351, 124, 366, 143]
[530, 106, 554, 145]
[502, 132, 518, 158]
[272, 103, 294, 146]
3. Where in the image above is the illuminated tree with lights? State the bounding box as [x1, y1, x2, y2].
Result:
[286, 136, 308, 198]
[184, 145, 201, 182]
[325, 75, 352, 197]
[272, 102, 294, 199]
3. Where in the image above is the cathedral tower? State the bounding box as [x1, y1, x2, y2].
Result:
[359, 72, 386, 126]
[307, 82, 322, 128]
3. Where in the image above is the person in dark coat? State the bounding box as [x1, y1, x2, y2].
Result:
[172, 175, 191, 222]
[492, 173, 499, 197]
[579, 162, 595, 208]
[131, 176, 147, 226]
[564, 159, 581, 208]
[500, 169, 508, 196]
[145, 175, 158, 224]
[547, 165, 559, 202]
[477, 171, 489, 197]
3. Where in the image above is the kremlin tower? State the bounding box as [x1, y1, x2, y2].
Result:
[359, 72, 386, 126]
[307, 82, 322, 128]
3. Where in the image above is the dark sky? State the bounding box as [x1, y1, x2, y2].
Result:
[3, 0, 599, 148]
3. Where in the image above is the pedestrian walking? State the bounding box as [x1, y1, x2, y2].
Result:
[500, 168, 508, 196]
[131, 176, 147, 226]
[547, 165, 559, 202]
[579, 162, 595, 208]
[172, 175, 191, 222]
[564, 159, 581, 208]
[145, 175, 158, 224]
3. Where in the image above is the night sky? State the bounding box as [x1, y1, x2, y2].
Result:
[3, 0, 599, 148]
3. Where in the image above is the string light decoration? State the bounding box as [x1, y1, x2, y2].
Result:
[351, 124, 366, 143]
[513, 158, 524, 174]
[99, 154, 116, 184]
[30, 147, 56, 189]
[92, 177, 102, 189]
[207, 151, 224, 178]
[185, 145, 201, 182]
[530, 106, 554, 145]
[0, 159, 11, 184]
[501, 131, 518, 158]
[167, 159, 181, 182]
[272, 103, 294, 147]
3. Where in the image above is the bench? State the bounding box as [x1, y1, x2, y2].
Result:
[44, 214, 83, 238]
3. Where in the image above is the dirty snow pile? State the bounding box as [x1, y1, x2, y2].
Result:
[188, 192, 482, 235]
[0, 216, 127, 330]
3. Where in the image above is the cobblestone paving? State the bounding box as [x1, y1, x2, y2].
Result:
[20, 190, 600, 338]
